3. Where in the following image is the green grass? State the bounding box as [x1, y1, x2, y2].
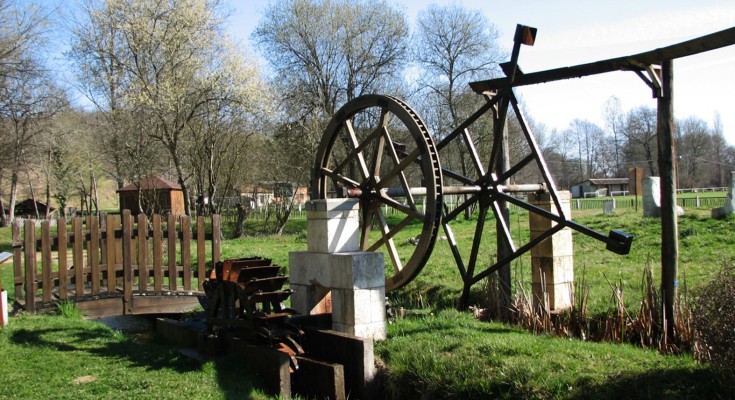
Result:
[1, 207, 733, 398]
[377, 309, 721, 399]
[0, 313, 272, 400]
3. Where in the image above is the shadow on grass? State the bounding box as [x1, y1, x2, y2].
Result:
[569, 367, 726, 400]
[8, 322, 262, 400]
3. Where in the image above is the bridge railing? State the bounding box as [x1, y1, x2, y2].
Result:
[11, 210, 221, 315]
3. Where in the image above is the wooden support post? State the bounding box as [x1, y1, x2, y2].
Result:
[496, 113, 512, 320]
[657, 59, 678, 343]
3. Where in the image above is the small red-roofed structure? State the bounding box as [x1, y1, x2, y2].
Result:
[117, 176, 185, 216]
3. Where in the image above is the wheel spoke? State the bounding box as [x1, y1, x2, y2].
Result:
[383, 128, 417, 209]
[344, 118, 371, 180]
[367, 213, 418, 252]
[375, 208, 403, 273]
[375, 194, 425, 221]
[320, 167, 361, 189]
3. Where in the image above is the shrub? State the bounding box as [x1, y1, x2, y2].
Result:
[692, 266, 735, 383]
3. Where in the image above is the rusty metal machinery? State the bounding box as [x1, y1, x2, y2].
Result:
[312, 25, 635, 307]
[203, 257, 304, 368]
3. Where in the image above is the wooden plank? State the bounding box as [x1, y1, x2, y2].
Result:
[12, 219, 22, 300]
[167, 214, 177, 291]
[105, 214, 116, 292]
[181, 216, 192, 291]
[75, 297, 124, 318]
[41, 220, 52, 302]
[196, 216, 205, 291]
[469, 26, 735, 93]
[24, 220, 36, 311]
[212, 214, 221, 264]
[122, 210, 133, 314]
[130, 295, 201, 315]
[153, 214, 163, 291]
[138, 214, 149, 292]
[57, 218, 68, 299]
[89, 217, 100, 294]
[294, 357, 346, 400]
[72, 217, 84, 297]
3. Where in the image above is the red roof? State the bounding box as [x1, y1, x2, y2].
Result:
[117, 176, 182, 192]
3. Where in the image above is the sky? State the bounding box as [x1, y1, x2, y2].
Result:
[226, 0, 735, 144]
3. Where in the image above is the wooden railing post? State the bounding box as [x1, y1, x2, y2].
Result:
[89, 217, 100, 295]
[196, 216, 206, 291]
[167, 214, 177, 291]
[138, 214, 149, 292]
[72, 217, 84, 298]
[41, 220, 52, 303]
[12, 219, 22, 301]
[212, 214, 221, 265]
[153, 214, 163, 291]
[181, 216, 192, 291]
[122, 210, 133, 314]
[105, 214, 116, 292]
[57, 218, 68, 299]
[23, 220, 36, 312]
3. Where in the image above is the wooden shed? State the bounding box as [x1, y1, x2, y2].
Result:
[117, 176, 185, 217]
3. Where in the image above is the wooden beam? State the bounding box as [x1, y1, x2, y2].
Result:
[470, 26, 735, 93]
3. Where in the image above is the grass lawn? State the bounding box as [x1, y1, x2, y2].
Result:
[1, 203, 733, 398]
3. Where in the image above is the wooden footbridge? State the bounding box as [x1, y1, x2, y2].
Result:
[7, 210, 221, 317]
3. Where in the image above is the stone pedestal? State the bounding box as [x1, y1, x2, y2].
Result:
[290, 199, 387, 340]
[712, 171, 735, 218]
[528, 191, 574, 311]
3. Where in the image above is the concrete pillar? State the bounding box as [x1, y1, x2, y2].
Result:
[644, 176, 684, 217]
[290, 199, 386, 340]
[1, 290, 7, 327]
[712, 171, 735, 218]
[643, 176, 662, 217]
[528, 191, 574, 311]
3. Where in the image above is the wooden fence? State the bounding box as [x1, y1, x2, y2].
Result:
[11, 210, 221, 317]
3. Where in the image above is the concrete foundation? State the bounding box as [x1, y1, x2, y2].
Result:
[712, 171, 735, 218]
[528, 191, 574, 311]
[290, 199, 387, 341]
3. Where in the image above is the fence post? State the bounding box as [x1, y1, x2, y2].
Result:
[122, 210, 133, 314]
[89, 217, 100, 295]
[57, 218, 68, 299]
[181, 216, 192, 291]
[212, 214, 221, 264]
[138, 214, 149, 292]
[167, 214, 177, 291]
[41, 220, 52, 303]
[12, 219, 22, 301]
[105, 214, 116, 292]
[72, 217, 84, 298]
[197, 216, 206, 291]
[153, 214, 163, 291]
[23, 220, 36, 312]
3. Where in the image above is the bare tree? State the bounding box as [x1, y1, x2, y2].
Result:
[252, 0, 409, 231]
[412, 4, 504, 219]
[623, 106, 658, 176]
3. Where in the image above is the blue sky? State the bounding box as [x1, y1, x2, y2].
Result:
[229, 0, 735, 144]
[37, 0, 735, 144]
